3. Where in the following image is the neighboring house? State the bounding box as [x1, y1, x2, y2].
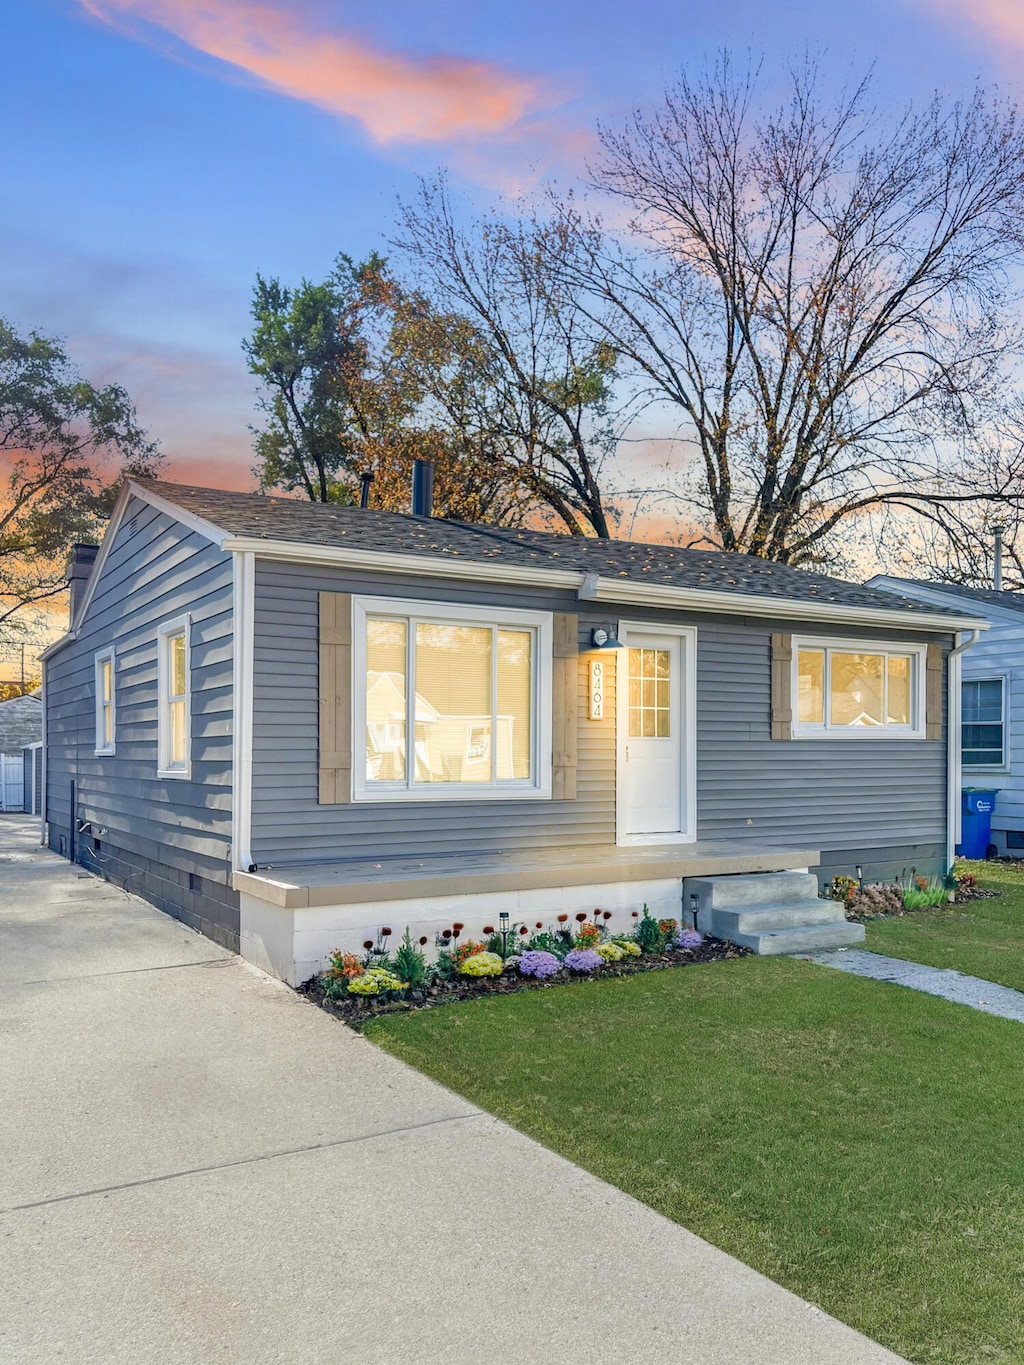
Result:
[41, 479, 985, 984]
[872, 577, 1024, 856]
[0, 691, 42, 755]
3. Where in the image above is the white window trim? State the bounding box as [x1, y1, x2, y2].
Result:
[352, 595, 553, 802]
[615, 621, 698, 846]
[961, 673, 1008, 772]
[791, 636, 928, 739]
[94, 646, 116, 757]
[157, 613, 192, 780]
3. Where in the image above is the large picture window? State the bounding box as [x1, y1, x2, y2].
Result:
[157, 615, 191, 779]
[354, 598, 552, 800]
[962, 678, 1005, 768]
[793, 638, 926, 737]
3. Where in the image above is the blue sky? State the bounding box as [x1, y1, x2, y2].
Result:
[2, 0, 1020, 487]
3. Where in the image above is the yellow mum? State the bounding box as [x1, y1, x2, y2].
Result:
[596, 942, 625, 961]
[458, 951, 504, 977]
[614, 940, 642, 957]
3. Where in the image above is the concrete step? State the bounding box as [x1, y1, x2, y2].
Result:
[684, 870, 820, 915]
[709, 900, 847, 938]
[729, 920, 866, 956]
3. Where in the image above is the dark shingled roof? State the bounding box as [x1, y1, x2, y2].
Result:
[877, 576, 1024, 615]
[141, 480, 973, 621]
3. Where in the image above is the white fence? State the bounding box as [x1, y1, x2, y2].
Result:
[0, 754, 24, 811]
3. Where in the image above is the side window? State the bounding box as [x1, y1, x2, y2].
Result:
[157, 616, 191, 778]
[962, 678, 1005, 768]
[94, 648, 115, 756]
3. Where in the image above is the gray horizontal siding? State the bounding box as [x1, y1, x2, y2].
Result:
[45, 497, 234, 880]
[249, 560, 951, 868]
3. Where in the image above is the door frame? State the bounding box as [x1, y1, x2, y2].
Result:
[615, 621, 698, 847]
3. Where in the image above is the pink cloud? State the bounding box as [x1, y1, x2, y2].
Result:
[921, 0, 1024, 45]
[79, 0, 557, 145]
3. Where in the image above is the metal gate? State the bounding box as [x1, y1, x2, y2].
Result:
[0, 754, 24, 811]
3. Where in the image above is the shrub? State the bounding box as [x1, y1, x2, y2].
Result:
[564, 947, 603, 973]
[634, 906, 669, 953]
[393, 930, 428, 989]
[518, 950, 561, 979]
[324, 949, 364, 980]
[831, 875, 858, 905]
[458, 951, 504, 977]
[614, 939, 642, 957]
[524, 931, 563, 956]
[348, 967, 407, 996]
[846, 883, 904, 919]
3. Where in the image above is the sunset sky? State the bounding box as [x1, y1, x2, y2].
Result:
[4, 0, 1024, 497]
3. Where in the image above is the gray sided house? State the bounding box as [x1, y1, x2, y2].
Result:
[872, 577, 1024, 857]
[42, 480, 985, 983]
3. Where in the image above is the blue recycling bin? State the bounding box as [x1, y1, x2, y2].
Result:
[959, 788, 999, 859]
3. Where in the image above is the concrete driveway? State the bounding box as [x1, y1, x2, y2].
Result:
[0, 814, 904, 1364]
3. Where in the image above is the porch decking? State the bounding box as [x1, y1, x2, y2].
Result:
[233, 842, 821, 910]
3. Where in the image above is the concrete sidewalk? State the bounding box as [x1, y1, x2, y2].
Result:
[0, 815, 904, 1364]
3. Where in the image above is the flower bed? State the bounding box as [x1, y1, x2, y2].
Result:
[300, 908, 748, 1028]
[834, 865, 998, 923]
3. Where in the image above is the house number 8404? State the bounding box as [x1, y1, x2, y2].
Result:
[589, 658, 605, 720]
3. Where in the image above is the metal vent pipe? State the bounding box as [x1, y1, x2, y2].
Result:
[411, 459, 434, 518]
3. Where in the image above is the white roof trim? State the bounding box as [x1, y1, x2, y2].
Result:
[223, 535, 984, 631]
[40, 479, 229, 662]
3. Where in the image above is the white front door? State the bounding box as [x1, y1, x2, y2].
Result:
[620, 632, 683, 840]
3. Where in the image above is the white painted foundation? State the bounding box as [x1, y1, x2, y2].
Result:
[240, 877, 685, 986]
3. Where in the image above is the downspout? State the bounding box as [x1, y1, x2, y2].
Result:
[947, 629, 981, 869]
[231, 550, 256, 874]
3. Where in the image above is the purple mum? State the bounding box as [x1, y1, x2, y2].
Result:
[678, 928, 703, 949]
[518, 950, 560, 979]
[564, 948, 603, 973]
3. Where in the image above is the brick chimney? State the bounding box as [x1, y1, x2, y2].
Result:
[68, 544, 99, 622]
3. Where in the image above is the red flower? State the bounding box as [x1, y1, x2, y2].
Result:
[603, 911, 612, 920]
[363, 940, 373, 950]
[557, 914, 568, 923]
[575, 912, 587, 922]
[442, 929, 452, 940]
[453, 922, 464, 932]
[419, 936, 428, 946]
[631, 911, 639, 919]
[519, 925, 529, 935]
[381, 926, 392, 936]
[483, 925, 495, 935]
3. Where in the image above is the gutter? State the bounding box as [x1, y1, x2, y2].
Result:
[221, 537, 986, 634]
[39, 661, 47, 846]
[230, 550, 256, 874]
[947, 630, 981, 869]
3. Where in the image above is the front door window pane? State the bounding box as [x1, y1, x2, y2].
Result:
[628, 648, 671, 738]
[415, 624, 491, 783]
[366, 619, 407, 781]
[831, 652, 883, 727]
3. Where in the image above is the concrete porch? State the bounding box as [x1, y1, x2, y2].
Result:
[233, 841, 821, 910]
[233, 842, 821, 985]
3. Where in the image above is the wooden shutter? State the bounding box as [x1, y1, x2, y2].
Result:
[925, 643, 943, 741]
[319, 592, 352, 803]
[552, 612, 578, 799]
[770, 633, 793, 740]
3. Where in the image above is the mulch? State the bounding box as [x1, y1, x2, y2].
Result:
[299, 936, 750, 1030]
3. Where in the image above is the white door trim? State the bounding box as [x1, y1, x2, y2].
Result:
[615, 621, 697, 846]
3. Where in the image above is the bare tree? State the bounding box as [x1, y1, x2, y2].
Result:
[395, 177, 621, 537]
[554, 55, 1024, 566]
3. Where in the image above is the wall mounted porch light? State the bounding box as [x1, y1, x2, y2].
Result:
[590, 623, 623, 649]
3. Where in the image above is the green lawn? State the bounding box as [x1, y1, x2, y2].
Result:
[367, 957, 1024, 1365]
[864, 860, 1024, 993]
